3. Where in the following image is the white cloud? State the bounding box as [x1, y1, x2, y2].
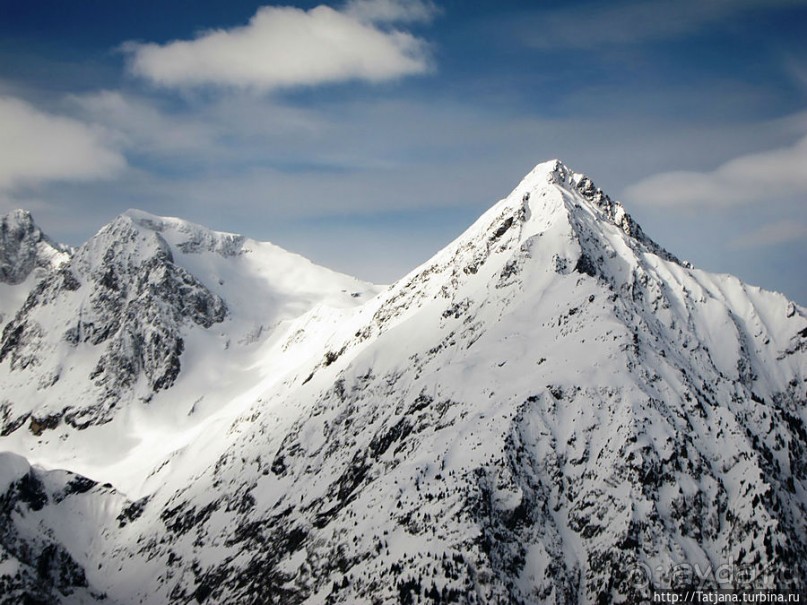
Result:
[730, 220, 807, 249]
[0, 96, 125, 190]
[624, 133, 807, 207]
[343, 0, 438, 24]
[125, 3, 432, 91]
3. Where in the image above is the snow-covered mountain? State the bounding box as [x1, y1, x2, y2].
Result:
[0, 209, 70, 286]
[0, 209, 71, 339]
[0, 209, 378, 493]
[0, 160, 804, 604]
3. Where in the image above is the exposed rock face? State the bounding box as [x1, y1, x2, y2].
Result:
[0, 209, 69, 285]
[0, 162, 803, 604]
[0, 452, 126, 605]
[156, 160, 801, 604]
[0, 213, 227, 428]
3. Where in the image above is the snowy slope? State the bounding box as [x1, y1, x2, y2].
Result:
[0, 161, 804, 604]
[0, 209, 70, 335]
[0, 209, 379, 495]
[0, 451, 129, 605]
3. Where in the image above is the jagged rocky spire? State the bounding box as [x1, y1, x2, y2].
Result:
[0, 209, 70, 284]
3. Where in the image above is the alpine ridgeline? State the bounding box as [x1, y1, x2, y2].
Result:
[0, 160, 804, 604]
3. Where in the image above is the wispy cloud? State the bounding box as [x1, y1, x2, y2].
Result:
[784, 55, 807, 94]
[0, 96, 125, 191]
[623, 132, 807, 207]
[520, 0, 800, 49]
[730, 220, 807, 249]
[70, 90, 326, 156]
[124, 1, 434, 91]
[70, 91, 217, 156]
[343, 0, 439, 24]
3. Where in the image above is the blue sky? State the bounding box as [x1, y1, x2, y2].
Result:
[1, 0, 805, 303]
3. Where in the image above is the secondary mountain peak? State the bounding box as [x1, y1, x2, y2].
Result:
[117, 208, 248, 257]
[0, 206, 379, 438]
[0, 208, 70, 285]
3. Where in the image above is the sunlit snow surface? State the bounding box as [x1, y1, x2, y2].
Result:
[0, 161, 804, 604]
[1, 208, 379, 497]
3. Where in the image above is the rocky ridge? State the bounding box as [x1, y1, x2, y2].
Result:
[0, 209, 70, 286]
[0, 161, 804, 604]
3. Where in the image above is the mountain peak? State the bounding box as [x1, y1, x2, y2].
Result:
[0, 208, 70, 284]
[4, 208, 35, 226]
[508, 159, 686, 266]
[121, 208, 221, 232]
[515, 159, 629, 219]
[511, 158, 588, 190]
[381, 159, 685, 322]
[114, 208, 248, 258]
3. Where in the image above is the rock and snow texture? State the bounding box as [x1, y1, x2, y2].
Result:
[0, 210, 71, 340]
[0, 209, 70, 286]
[0, 161, 804, 604]
[0, 209, 378, 489]
[0, 451, 128, 604]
